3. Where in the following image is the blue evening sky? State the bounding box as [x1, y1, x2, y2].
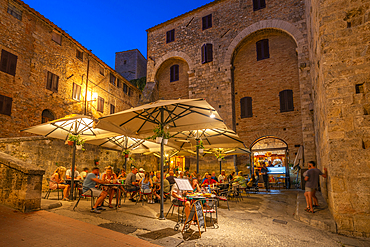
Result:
[22, 0, 214, 68]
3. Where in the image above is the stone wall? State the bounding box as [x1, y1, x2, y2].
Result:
[145, 0, 316, 172]
[0, 0, 140, 138]
[115, 49, 147, 81]
[305, 0, 370, 238]
[0, 136, 159, 191]
[0, 151, 45, 212]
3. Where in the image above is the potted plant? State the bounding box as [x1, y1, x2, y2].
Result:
[75, 138, 85, 151]
[94, 158, 99, 165]
[122, 149, 130, 161]
[146, 124, 165, 144]
[162, 131, 171, 145]
[67, 134, 78, 146]
[196, 140, 204, 153]
[215, 153, 224, 161]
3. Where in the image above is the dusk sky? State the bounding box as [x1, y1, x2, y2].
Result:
[22, 0, 214, 68]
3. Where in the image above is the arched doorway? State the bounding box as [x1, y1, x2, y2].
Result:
[41, 109, 55, 123]
[250, 136, 290, 188]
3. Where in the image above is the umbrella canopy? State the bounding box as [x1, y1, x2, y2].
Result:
[21, 114, 122, 200]
[96, 98, 227, 138]
[95, 98, 228, 220]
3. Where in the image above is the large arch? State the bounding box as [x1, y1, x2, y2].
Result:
[223, 19, 305, 73]
[149, 51, 194, 82]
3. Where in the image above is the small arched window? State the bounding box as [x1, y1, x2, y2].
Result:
[279, 90, 294, 112]
[240, 97, 253, 118]
[41, 109, 55, 123]
[170, 65, 179, 82]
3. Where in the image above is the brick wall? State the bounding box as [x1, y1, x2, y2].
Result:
[0, 0, 140, 138]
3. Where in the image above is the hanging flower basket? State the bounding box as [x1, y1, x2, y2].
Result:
[126, 158, 130, 162]
[125, 154, 129, 158]
[156, 137, 163, 144]
[76, 145, 82, 150]
[67, 141, 74, 146]
[218, 158, 222, 161]
[163, 139, 168, 145]
[199, 149, 204, 153]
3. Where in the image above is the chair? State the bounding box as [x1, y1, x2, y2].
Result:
[166, 198, 186, 231]
[73, 187, 96, 211]
[217, 189, 230, 210]
[203, 198, 218, 228]
[136, 189, 153, 206]
[44, 178, 63, 200]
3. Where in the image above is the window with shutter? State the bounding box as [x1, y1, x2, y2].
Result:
[110, 104, 115, 114]
[99, 65, 104, 76]
[240, 97, 253, 118]
[72, 83, 81, 101]
[1, 50, 18, 76]
[123, 83, 128, 94]
[76, 49, 83, 61]
[166, 29, 175, 43]
[202, 14, 212, 30]
[201, 44, 213, 64]
[7, 4, 22, 20]
[128, 87, 131, 96]
[117, 79, 121, 88]
[0, 94, 13, 116]
[110, 73, 116, 86]
[253, 0, 266, 11]
[46, 71, 59, 93]
[52, 32, 62, 45]
[97, 97, 104, 113]
[170, 65, 179, 82]
[256, 39, 269, 61]
[279, 90, 294, 112]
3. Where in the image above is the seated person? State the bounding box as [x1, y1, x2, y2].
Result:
[202, 173, 218, 187]
[139, 172, 154, 203]
[211, 171, 218, 182]
[79, 167, 89, 180]
[171, 182, 191, 220]
[201, 172, 209, 184]
[218, 170, 226, 183]
[66, 166, 81, 180]
[178, 171, 185, 179]
[191, 178, 202, 192]
[49, 166, 70, 201]
[118, 169, 126, 179]
[102, 167, 120, 208]
[136, 168, 145, 181]
[125, 167, 140, 202]
[227, 172, 235, 182]
[82, 167, 108, 214]
[233, 171, 247, 188]
[247, 175, 256, 188]
[166, 169, 176, 185]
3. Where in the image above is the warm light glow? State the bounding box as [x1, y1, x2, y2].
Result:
[210, 113, 215, 118]
[92, 92, 98, 101]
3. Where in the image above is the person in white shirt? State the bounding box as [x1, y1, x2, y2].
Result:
[66, 167, 81, 179]
[136, 168, 145, 181]
[218, 170, 226, 183]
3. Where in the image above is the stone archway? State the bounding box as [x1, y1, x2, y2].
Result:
[222, 19, 305, 79]
[149, 51, 194, 83]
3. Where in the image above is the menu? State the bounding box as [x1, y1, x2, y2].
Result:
[174, 178, 193, 191]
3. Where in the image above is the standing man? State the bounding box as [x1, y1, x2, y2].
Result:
[260, 163, 270, 192]
[125, 167, 139, 202]
[82, 167, 108, 214]
[304, 161, 327, 213]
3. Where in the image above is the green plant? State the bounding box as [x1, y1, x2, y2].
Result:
[196, 140, 204, 149]
[122, 149, 130, 155]
[146, 124, 165, 140]
[94, 158, 99, 162]
[163, 131, 172, 139]
[68, 134, 85, 150]
[215, 153, 225, 160]
[130, 76, 146, 91]
[68, 134, 79, 142]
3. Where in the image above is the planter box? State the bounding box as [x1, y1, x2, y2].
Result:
[156, 137, 163, 144]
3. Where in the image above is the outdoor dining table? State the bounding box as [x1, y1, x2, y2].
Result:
[101, 183, 126, 209]
[65, 179, 82, 200]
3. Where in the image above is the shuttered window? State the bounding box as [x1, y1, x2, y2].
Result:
[253, 0, 266, 11]
[123, 83, 128, 94]
[202, 14, 212, 30]
[7, 3, 22, 21]
[170, 65, 179, 82]
[256, 39, 269, 61]
[99, 65, 104, 76]
[201, 43, 213, 64]
[97, 97, 104, 113]
[128, 87, 131, 96]
[166, 29, 175, 43]
[240, 97, 253, 118]
[110, 104, 115, 114]
[279, 90, 294, 112]
[0, 94, 12, 116]
[46, 71, 59, 93]
[110, 73, 116, 86]
[1, 50, 18, 76]
[117, 79, 121, 88]
[72, 83, 81, 101]
[76, 49, 83, 61]
[52, 32, 62, 45]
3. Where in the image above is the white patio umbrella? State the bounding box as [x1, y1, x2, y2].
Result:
[95, 98, 228, 219]
[21, 114, 121, 200]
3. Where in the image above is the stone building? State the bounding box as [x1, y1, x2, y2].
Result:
[0, 0, 141, 138]
[115, 49, 147, 81]
[144, 0, 370, 237]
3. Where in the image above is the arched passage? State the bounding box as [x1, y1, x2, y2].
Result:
[41, 109, 55, 123]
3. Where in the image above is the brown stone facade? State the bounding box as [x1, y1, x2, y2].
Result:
[305, 0, 370, 238]
[0, 0, 140, 138]
[146, 0, 315, 167]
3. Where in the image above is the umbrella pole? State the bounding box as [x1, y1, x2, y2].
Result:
[70, 141, 76, 201]
[219, 160, 222, 174]
[159, 108, 165, 220]
[196, 139, 199, 174]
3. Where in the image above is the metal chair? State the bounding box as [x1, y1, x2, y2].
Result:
[44, 178, 63, 200]
[73, 187, 96, 210]
[203, 198, 218, 228]
[166, 198, 186, 231]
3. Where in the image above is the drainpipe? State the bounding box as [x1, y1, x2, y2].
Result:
[84, 52, 91, 115]
[230, 65, 238, 173]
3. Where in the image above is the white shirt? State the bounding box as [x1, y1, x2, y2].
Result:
[136, 172, 145, 181]
[66, 169, 80, 178]
[218, 174, 226, 183]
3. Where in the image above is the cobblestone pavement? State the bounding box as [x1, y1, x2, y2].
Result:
[45, 190, 370, 247]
